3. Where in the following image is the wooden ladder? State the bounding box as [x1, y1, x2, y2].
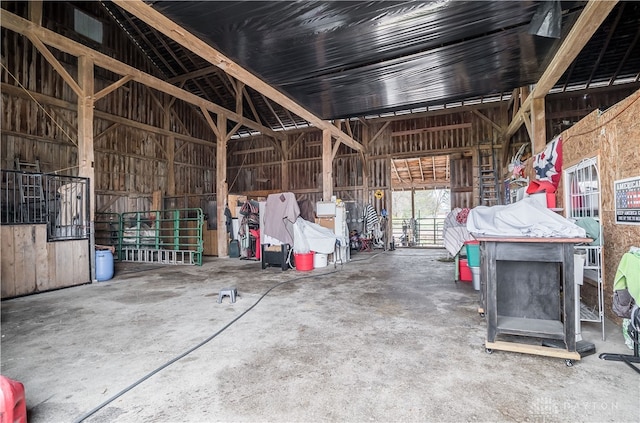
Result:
[14, 158, 46, 222]
[478, 143, 500, 206]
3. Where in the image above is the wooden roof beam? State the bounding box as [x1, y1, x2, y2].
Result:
[405, 159, 412, 182]
[167, 66, 217, 84]
[391, 160, 403, 183]
[506, 0, 618, 140]
[113, 0, 363, 153]
[0, 9, 284, 142]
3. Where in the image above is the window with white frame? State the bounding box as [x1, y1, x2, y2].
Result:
[564, 157, 600, 220]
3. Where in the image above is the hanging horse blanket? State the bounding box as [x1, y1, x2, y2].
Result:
[263, 192, 300, 246]
[363, 204, 381, 239]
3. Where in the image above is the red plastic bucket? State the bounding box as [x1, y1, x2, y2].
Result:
[294, 252, 314, 271]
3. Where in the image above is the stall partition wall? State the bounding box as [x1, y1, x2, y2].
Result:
[0, 225, 90, 298]
[1, 169, 90, 299]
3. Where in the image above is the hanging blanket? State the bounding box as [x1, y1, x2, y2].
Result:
[443, 208, 475, 256]
[264, 192, 300, 245]
[363, 204, 381, 240]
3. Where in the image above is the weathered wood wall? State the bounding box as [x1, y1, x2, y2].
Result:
[1, 1, 217, 215]
[1, 225, 90, 298]
[2, 1, 638, 221]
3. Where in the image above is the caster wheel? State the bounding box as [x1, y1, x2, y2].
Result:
[565, 359, 573, 367]
[485, 348, 493, 354]
[479, 312, 485, 318]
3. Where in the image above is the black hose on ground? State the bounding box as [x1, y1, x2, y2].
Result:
[73, 268, 341, 423]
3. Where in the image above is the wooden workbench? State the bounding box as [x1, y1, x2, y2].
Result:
[476, 236, 592, 361]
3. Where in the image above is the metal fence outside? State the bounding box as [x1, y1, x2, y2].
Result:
[391, 217, 445, 247]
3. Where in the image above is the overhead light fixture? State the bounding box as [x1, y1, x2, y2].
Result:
[528, 0, 562, 38]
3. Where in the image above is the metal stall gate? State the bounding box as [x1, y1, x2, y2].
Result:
[95, 208, 204, 266]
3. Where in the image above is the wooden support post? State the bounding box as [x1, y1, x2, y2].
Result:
[322, 129, 333, 201]
[361, 126, 371, 204]
[164, 98, 176, 196]
[281, 137, 289, 191]
[531, 97, 547, 154]
[28, 1, 42, 25]
[77, 55, 96, 281]
[152, 190, 162, 211]
[216, 114, 229, 257]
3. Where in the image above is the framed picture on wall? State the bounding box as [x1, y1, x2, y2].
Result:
[614, 176, 640, 225]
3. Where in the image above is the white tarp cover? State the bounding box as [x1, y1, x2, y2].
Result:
[292, 217, 340, 254]
[466, 197, 587, 238]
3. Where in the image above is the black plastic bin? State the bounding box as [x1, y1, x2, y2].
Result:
[261, 243, 291, 271]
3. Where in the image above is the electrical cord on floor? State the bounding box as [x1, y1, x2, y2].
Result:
[73, 268, 341, 423]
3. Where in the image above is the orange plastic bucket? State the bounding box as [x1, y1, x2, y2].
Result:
[294, 252, 314, 271]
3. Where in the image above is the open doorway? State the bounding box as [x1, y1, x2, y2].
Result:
[390, 155, 451, 247]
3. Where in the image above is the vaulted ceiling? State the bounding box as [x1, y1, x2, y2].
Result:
[103, 0, 640, 137]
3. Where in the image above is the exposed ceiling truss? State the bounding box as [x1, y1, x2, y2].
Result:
[391, 156, 450, 189]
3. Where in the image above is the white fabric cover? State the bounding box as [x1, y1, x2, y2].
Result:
[442, 208, 475, 256]
[292, 217, 339, 254]
[466, 197, 586, 238]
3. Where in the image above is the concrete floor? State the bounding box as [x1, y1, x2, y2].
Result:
[1, 248, 637, 423]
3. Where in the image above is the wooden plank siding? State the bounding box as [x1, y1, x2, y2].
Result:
[0, 225, 89, 298]
[1, 3, 217, 215]
[2, 2, 637, 217]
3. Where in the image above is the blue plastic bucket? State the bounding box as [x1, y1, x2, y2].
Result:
[95, 250, 114, 281]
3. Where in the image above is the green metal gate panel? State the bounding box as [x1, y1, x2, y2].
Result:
[102, 208, 204, 266]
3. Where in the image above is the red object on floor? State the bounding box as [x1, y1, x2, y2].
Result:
[459, 259, 473, 282]
[249, 229, 260, 260]
[0, 375, 27, 423]
[294, 252, 314, 271]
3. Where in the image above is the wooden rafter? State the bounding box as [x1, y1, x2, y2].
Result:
[472, 109, 502, 133]
[404, 159, 412, 182]
[242, 86, 262, 124]
[586, 3, 624, 87]
[445, 156, 449, 180]
[431, 157, 436, 182]
[260, 93, 286, 131]
[112, 0, 363, 152]
[234, 80, 244, 115]
[26, 33, 82, 96]
[391, 160, 403, 183]
[167, 66, 217, 84]
[392, 123, 471, 137]
[609, 22, 640, 85]
[199, 106, 221, 140]
[345, 120, 354, 138]
[94, 75, 133, 101]
[506, 0, 618, 141]
[368, 122, 391, 150]
[119, 10, 180, 76]
[283, 107, 299, 130]
[0, 9, 285, 142]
